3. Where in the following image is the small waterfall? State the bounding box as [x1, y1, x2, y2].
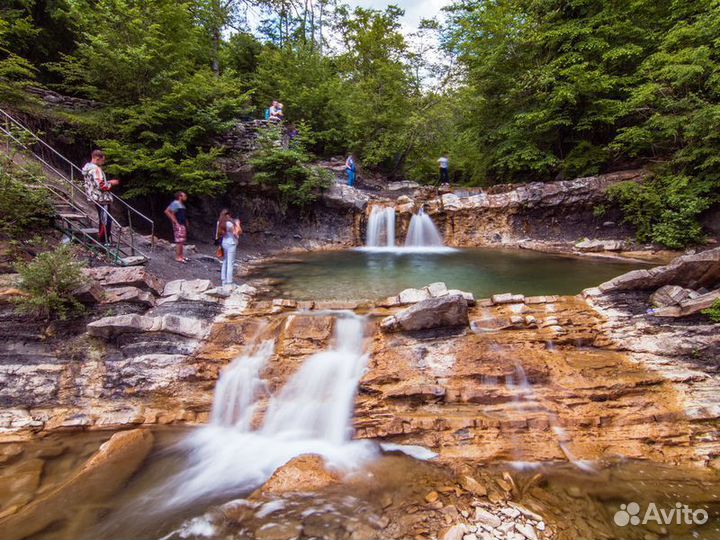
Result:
[404, 208, 444, 248]
[365, 206, 396, 248]
[159, 312, 378, 509]
[210, 340, 273, 430]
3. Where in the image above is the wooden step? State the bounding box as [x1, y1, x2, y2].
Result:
[78, 227, 99, 235]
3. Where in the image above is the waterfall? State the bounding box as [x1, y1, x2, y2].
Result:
[404, 208, 444, 248]
[365, 206, 396, 248]
[159, 312, 378, 509]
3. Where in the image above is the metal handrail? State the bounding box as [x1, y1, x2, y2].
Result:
[0, 119, 149, 262]
[0, 107, 155, 244]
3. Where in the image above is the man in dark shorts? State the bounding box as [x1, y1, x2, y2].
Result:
[164, 192, 188, 263]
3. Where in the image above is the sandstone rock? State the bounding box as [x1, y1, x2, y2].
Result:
[87, 314, 159, 338]
[650, 285, 696, 307]
[388, 384, 446, 401]
[598, 247, 720, 292]
[474, 508, 502, 528]
[102, 286, 155, 307]
[71, 280, 105, 304]
[427, 282, 449, 297]
[162, 279, 213, 297]
[425, 491, 440, 503]
[575, 239, 624, 252]
[0, 429, 154, 539]
[322, 183, 370, 211]
[87, 313, 209, 339]
[381, 294, 469, 333]
[397, 195, 413, 204]
[398, 287, 431, 304]
[516, 523, 538, 540]
[492, 293, 514, 304]
[461, 475, 487, 497]
[441, 524, 467, 540]
[652, 289, 720, 318]
[253, 454, 339, 496]
[84, 266, 164, 295]
[448, 289, 477, 306]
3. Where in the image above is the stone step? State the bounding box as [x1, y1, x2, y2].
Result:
[58, 213, 87, 220]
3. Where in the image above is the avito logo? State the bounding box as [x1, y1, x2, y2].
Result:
[614, 502, 709, 527]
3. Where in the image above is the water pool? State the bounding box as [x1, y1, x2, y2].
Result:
[252, 247, 648, 301]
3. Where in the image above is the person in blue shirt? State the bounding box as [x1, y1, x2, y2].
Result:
[345, 154, 356, 187]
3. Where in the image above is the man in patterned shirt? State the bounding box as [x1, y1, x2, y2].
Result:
[81, 149, 119, 245]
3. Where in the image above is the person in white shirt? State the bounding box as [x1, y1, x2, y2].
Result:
[81, 149, 120, 245]
[216, 208, 242, 286]
[437, 154, 450, 186]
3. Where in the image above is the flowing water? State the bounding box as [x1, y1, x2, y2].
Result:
[155, 313, 378, 511]
[404, 208, 445, 248]
[254, 248, 647, 301]
[365, 206, 397, 248]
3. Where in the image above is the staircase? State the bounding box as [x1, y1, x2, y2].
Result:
[0, 107, 154, 266]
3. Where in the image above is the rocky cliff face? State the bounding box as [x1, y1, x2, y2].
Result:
[382, 170, 646, 251]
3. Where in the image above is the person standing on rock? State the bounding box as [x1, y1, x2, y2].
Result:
[82, 150, 120, 246]
[164, 192, 189, 264]
[345, 154, 356, 187]
[217, 209, 242, 286]
[437, 153, 450, 186]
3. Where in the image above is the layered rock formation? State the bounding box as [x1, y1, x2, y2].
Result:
[362, 170, 656, 255]
[584, 247, 720, 467]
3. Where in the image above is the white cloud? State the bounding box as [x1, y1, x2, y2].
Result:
[346, 0, 452, 32]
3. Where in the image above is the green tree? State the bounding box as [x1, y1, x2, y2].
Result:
[249, 123, 333, 212]
[100, 70, 250, 197]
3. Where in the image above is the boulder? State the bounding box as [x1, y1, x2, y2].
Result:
[322, 183, 369, 211]
[650, 285, 697, 308]
[598, 247, 720, 292]
[448, 289, 477, 306]
[102, 286, 155, 307]
[0, 429, 154, 539]
[399, 287, 431, 304]
[84, 266, 164, 295]
[252, 454, 340, 497]
[381, 294, 469, 333]
[653, 289, 720, 318]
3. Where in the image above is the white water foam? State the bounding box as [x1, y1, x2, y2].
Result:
[366, 206, 396, 248]
[405, 208, 444, 248]
[159, 313, 378, 510]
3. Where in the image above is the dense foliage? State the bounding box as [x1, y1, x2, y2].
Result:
[703, 299, 720, 324]
[0, 156, 54, 238]
[1, 0, 719, 246]
[15, 244, 88, 320]
[249, 124, 334, 212]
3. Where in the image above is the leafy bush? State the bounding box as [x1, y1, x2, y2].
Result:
[0, 157, 54, 238]
[607, 176, 710, 249]
[14, 244, 88, 320]
[702, 300, 720, 324]
[250, 125, 333, 212]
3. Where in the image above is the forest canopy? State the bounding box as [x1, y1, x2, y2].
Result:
[1, 0, 719, 247]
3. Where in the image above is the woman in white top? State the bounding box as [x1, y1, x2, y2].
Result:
[217, 209, 242, 286]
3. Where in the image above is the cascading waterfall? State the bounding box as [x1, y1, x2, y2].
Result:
[159, 312, 378, 510]
[404, 208, 445, 248]
[365, 206, 396, 248]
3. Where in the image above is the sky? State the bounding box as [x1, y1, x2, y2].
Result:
[346, 0, 452, 33]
